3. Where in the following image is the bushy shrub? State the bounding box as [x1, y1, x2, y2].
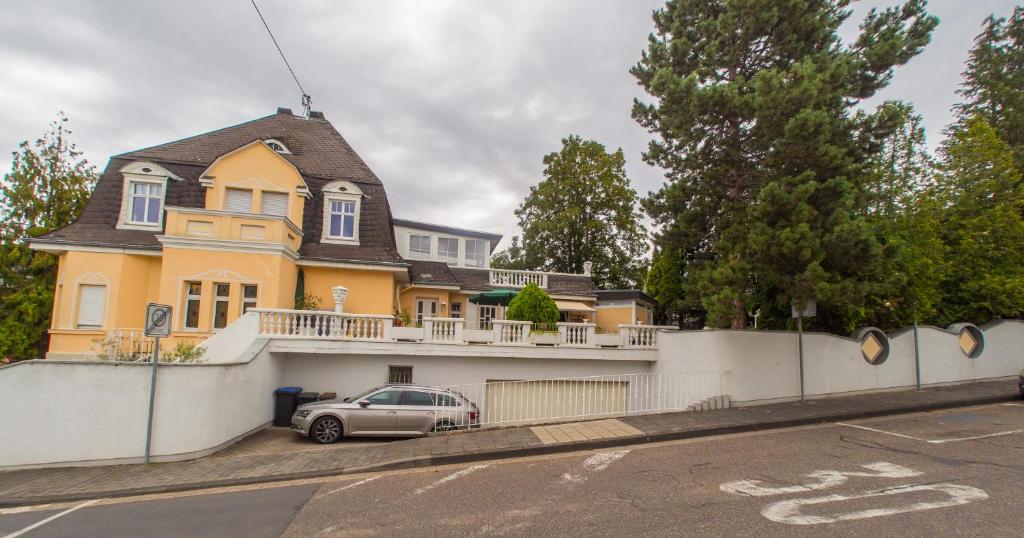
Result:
[161, 341, 205, 363]
[506, 283, 559, 325]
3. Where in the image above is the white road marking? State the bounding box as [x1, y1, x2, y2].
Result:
[414, 464, 490, 495]
[562, 449, 631, 483]
[1002, 403, 1024, 407]
[3, 499, 101, 538]
[0, 504, 64, 516]
[761, 482, 989, 525]
[313, 476, 380, 500]
[720, 462, 921, 497]
[837, 422, 1024, 444]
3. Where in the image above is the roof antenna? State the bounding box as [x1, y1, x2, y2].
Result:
[251, 0, 312, 117]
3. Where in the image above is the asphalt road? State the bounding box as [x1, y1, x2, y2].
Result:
[3, 402, 1024, 537]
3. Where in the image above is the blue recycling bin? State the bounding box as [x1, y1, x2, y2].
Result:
[273, 386, 303, 427]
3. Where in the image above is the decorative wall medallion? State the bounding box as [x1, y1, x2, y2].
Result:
[854, 327, 889, 365]
[949, 323, 984, 358]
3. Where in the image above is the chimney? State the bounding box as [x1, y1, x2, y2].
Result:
[308, 110, 326, 120]
[583, 261, 593, 276]
[276, 107, 293, 115]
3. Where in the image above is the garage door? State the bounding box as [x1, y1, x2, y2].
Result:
[484, 379, 628, 426]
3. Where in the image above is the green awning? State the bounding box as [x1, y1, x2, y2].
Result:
[468, 289, 518, 306]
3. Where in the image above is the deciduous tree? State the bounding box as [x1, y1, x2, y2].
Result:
[0, 113, 97, 360]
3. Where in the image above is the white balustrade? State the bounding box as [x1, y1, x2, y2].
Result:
[557, 322, 596, 346]
[492, 320, 532, 345]
[423, 317, 465, 344]
[254, 309, 393, 341]
[619, 324, 677, 349]
[488, 269, 548, 288]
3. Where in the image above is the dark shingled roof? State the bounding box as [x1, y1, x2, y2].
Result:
[116, 111, 382, 185]
[596, 289, 657, 305]
[407, 261, 461, 287]
[35, 110, 404, 265]
[392, 218, 503, 251]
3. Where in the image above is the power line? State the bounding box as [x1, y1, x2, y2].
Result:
[250, 0, 312, 116]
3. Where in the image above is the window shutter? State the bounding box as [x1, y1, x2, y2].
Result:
[225, 188, 253, 213]
[260, 192, 288, 217]
[77, 285, 106, 328]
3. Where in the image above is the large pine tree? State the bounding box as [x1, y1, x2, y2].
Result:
[953, 6, 1024, 169]
[632, 0, 936, 332]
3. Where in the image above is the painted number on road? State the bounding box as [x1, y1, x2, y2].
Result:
[719, 462, 988, 525]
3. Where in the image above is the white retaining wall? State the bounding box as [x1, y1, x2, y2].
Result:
[282, 353, 655, 401]
[655, 320, 1024, 404]
[0, 340, 281, 468]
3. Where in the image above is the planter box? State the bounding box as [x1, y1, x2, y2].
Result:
[391, 326, 423, 341]
[595, 333, 621, 347]
[530, 332, 560, 346]
[464, 329, 493, 344]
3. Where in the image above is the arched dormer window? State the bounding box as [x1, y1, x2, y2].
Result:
[263, 139, 290, 154]
[321, 180, 362, 244]
[116, 161, 183, 231]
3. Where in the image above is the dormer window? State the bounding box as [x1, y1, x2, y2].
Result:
[116, 161, 182, 231]
[321, 180, 362, 244]
[129, 182, 163, 224]
[264, 139, 290, 154]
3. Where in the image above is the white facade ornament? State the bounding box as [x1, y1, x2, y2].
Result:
[583, 261, 593, 276]
[332, 285, 349, 313]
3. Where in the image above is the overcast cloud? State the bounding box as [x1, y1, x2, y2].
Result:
[0, 0, 1016, 248]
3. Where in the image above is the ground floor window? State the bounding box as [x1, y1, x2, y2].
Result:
[416, 299, 437, 325]
[388, 365, 413, 385]
[76, 284, 107, 329]
[242, 284, 258, 314]
[451, 302, 462, 318]
[184, 281, 202, 329]
[478, 305, 496, 329]
[213, 283, 230, 329]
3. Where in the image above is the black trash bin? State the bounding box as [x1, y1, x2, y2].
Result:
[297, 392, 320, 407]
[273, 386, 303, 427]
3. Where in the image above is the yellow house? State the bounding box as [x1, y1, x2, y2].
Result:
[31, 108, 647, 359]
[32, 108, 411, 358]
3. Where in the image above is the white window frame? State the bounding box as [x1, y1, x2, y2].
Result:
[259, 190, 290, 217]
[241, 284, 259, 315]
[409, 234, 432, 258]
[183, 281, 203, 331]
[263, 138, 291, 154]
[116, 162, 180, 231]
[320, 181, 362, 245]
[126, 180, 164, 226]
[212, 282, 230, 330]
[224, 187, 254, 214]
[437, 237, 459, 265]
[465, 239, 488, 268]
[75, 284, 107, 329]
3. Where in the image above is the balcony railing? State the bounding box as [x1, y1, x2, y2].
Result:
[488, 269, 548, 288]
[249, 309, 676, 349]
[254, 309, 393, 341]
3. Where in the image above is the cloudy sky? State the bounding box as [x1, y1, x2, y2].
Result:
[0, 0, 1015, 248]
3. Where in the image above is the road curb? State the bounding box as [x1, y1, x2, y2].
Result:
[1, 391, 1018, 508]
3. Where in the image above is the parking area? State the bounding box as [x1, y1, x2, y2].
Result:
[211, 427, 395, 459]
[4, 402, 1022, 536]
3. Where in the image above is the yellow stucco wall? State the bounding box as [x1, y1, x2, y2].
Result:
[301, 266, 396, 315]
[157, 247, 298, 335]
[596, 305, 635, 334]
[398, 287, 453, 320]
[202, 142, 307, 227]
[48, 250, 162, 355]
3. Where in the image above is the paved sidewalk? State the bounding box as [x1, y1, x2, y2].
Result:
[0, 380, 1018, 507]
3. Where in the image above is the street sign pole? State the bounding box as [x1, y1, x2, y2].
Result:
[797, 313, 805, 402]
[144, 337, 159, 464]
[142, 303, 172, 464]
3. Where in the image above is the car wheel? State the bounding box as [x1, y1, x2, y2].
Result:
[432, 419, 455, 433]
[311, 416, 342, 444]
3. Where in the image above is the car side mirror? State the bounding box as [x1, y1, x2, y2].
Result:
[358, 400, 370, 408]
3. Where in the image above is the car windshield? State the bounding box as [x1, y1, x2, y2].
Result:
[346, 386, 384, 402]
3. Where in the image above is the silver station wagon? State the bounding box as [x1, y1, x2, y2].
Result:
[291, 385, 480, 443]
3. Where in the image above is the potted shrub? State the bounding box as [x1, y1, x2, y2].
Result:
[505, 283, 560, 345]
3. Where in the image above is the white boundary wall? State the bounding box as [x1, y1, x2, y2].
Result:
[0, 340, 281, 469]
[655, 320, 1024, 404]
[2, 319, 1022, 469]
